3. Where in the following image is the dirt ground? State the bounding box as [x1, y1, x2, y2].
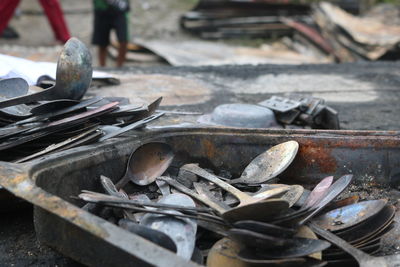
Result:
[1, 0, 196, 66]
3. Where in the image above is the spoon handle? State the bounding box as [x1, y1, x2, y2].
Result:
[252, 186, 290, 201]
[0, 87, 53, 109]
[193, 182, 231, 211]
[309, 223, 370, 264]
[115, 173, 131, 189]
[298, 174, 353, 225]
[159, 176, 227, 214]
[99, 112, 164, 141]
[182, 164, 252, 203]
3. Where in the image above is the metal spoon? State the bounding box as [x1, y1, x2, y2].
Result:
[228, 228, 288, 249]
[312, 199, 388, 232]
[233, 220, 296, 238]
[295, 225, 322, 260]
[237, 236, 330, 259]
[237, 248, 306, 266]
[115, 142, 174, 188]
[0, 78, 29, 98]
[13, 97, 103, 126]
[207, 238, 250, 267]
[337, 205, 395, 244]
[159, 176, 290, 222]
[309, 223, 400, 267]
[182, 164, 290, 207]
[303, 176, 333, 209]
[30, 99, 80, 115]
[256, 184, 304, 208]
[0, 98, 31, 118]
[0, 38, 92, 109]
[228, 141, 299, 184]
[118, 218, 177, 253]
[141, 193, 197, 260]
[98, 112, 164, 141]
[270, 174, 353, 227]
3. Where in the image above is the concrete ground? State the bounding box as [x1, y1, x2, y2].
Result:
[93, 62, 400, 130]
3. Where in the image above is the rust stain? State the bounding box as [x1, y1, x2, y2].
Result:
[202, 138, 216, 160]
[36, 193, 110, 239]
[297, 141, 337, 173]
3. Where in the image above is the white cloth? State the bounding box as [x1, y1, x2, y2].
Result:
[0, 54, 114, 85]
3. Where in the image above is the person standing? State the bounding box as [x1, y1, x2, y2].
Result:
[92, 0, 130, 67]
[0, 0, 71, 43]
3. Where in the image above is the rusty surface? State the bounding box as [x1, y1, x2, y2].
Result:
[0, 127, 400, 265]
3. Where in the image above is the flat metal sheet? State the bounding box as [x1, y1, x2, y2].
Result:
[134, 39, 330, 66]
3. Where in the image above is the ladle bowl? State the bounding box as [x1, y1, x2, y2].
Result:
[0, 38, 92, 109]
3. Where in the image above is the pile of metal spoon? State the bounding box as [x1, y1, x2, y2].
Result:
[78, 140, 399, 266]
[0, 38, 164, 162]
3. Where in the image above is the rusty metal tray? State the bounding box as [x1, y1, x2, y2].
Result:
[1, 127, 400, 266]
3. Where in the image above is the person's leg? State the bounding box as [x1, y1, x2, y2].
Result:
[0, 0, 21, 35]
[114, 11, 130, 67]
[116, 42, 127, 67]
[38, 0, 71, 43]
[92, 10, 112, 66]
[98, 46, 108, 67]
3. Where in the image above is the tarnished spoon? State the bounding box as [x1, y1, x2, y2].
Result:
[118, 218, 177, 253]
[310, 223, 400, 267]
[270, 174, 353, 227]
[237, 236, 330, 258]
[207, 238, 250, 267]
[0, 78, 29, 98]
[303, 176, 333, 209]
[0, 38, 92, 109]
[182, 163, 290, 207]
[295, 225, 322, 260]
[30, 99, 79, 115]
[228, 141, 299, 184]
[116, 142, 174, 188]
[254, 184, 304, 208]
[312, 199, 388, 232]
[159, 176, 290, 222]
[233, 220, 296, 238]
[141, 193, 197, 260]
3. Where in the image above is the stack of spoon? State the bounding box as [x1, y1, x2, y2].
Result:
[77, 140, 398, 266]
[0, 38, 165, 162]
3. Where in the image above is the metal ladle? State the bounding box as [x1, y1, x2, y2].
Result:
[0, 38, 92, 109]
[115, 142, 174, 188]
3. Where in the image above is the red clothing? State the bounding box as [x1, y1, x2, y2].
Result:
[0, 0, 71, 43]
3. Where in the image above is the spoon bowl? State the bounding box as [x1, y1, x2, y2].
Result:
[0, 78, 29, 98]
[312, 199, 388, 232]
[230, 141, 299, 184]
[116, 142, 174, 188]
[118, 218, 177, 253]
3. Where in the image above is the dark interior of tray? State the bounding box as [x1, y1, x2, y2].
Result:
[30, 130, 400, 259]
